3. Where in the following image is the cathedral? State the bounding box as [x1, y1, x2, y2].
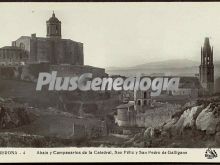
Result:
[199, 37, 214, 95]
[0, 12, 84, 66]
[0, 12, 106, 79]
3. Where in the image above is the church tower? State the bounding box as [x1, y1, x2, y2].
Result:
[199, 37, 214, 95]
[46, 11, 61, 39]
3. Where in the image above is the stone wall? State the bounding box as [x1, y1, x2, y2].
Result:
[0, 63, 50, 81]
[0, 63, 106, 82]
[50, 64, 107, 77]
[14, 36, 84, 65]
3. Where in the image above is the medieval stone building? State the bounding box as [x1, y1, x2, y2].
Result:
[199, 37, 214, 95]
[0, 12, 83, 66]
[115, 89, 152, 127]
[11, 12, 83, 65]
[134, 89, 152, 113]
[115, 101, 136, 127]
[0, 12, 106, 79]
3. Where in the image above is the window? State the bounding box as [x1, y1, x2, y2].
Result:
[56, 26, 58, 34]
[144, 92, 147, 98]
[138, 100, 141, 106]
[20, 43, 25, 50]
[169, 91, 172, 96]
[52, 25, 56, 34]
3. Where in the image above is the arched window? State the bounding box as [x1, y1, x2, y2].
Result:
[144, 92, 147, 98]
[56, 26, 58, 34]
[20, 43, 25, 50]
[47, 26, 49, 34]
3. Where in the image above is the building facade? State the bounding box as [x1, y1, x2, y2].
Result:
[199, 37, 214, 95]
[114, 101, 136, 127]
[0, 46, 28, 66]
[115, 89, 152, 127]
[134, 89, 152, 113]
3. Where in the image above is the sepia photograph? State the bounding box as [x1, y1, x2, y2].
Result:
[0, 2, 220, 162]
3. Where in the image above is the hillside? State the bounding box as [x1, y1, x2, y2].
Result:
[106, 59, 220, 78]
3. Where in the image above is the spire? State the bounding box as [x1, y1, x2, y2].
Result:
[199, 37, 214, 94]
[52, 11, 55, 17]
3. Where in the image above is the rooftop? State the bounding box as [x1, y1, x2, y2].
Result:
[0, 46, 23, 50]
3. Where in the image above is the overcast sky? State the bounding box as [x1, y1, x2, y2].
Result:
[0, 3, 220, 68]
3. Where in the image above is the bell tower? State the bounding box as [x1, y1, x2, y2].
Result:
[46, 11, 61, 39]
[199, 37, 214, 95]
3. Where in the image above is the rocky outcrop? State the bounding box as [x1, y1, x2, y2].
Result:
[196, 103, 220, 134]
[172, 105, 203, 135]
[144, 127, 155, 139]
[161, 103, 220, 136]
[161, 105, 203, 137]
[123, 99, 220, 147]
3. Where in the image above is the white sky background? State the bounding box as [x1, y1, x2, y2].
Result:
[0, 3, 220, 68]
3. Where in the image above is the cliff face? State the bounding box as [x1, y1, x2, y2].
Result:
[121, 97, 220, 148]
[162, 102, 220, 136]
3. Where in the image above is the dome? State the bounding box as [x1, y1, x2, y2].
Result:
[47, 12, 61, 23]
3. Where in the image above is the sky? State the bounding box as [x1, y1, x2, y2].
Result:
[0, 2, 220, 68]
